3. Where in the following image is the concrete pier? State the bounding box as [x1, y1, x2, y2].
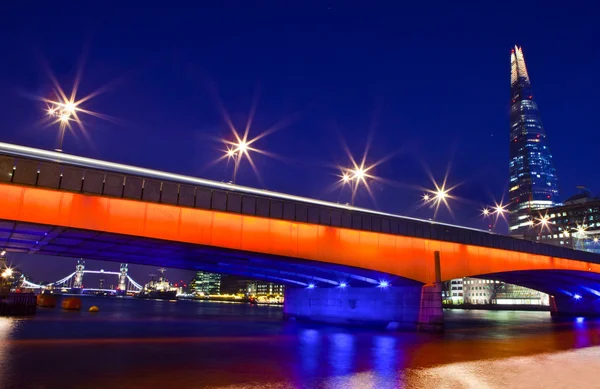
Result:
[283, 285, 423, 329]
[284, 251, 445, 331]
[417, 282, 443, 331]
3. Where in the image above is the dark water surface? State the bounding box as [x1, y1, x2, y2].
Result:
[1, 296, 600, 389]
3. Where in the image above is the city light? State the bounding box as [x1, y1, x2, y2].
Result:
[352, 167, 366, 181]
[594, 237, 599, 244]
[575, 224, 587, 238]
[422, 180, 455, 219]
[0, 250, 5, 256]
[1, 268, 12, 278]
[213, 89, 293, 185]
[337, 161, 377, 206]
[492, 203, 508, 216]
[37, 59, 116, 151]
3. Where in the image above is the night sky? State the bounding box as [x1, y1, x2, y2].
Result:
[1, 3, 599, 283]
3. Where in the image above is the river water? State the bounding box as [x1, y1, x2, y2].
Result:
[1, 296, 599, 389]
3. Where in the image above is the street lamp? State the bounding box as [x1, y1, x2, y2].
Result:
[225, 140, 252, 185]
[422, 182, 453, 220]
[339, 164, 373, 206]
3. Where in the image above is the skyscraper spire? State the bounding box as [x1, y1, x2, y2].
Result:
[508, 46, 560, 237]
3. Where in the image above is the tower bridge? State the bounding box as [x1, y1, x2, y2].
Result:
[21, 261, 143, 294]
[1, 142, 600, 329]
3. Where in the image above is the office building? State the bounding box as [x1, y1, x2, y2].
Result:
[188, 271, 221, 295]
[525, 190, 600, 254]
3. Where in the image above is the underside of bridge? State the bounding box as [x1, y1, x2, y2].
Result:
[0, 219, 420, 289]
[471, 270, 600, 317]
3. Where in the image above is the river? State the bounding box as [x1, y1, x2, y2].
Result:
[1, 296, 599, 388]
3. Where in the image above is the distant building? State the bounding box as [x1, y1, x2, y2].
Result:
[508, 46, 561, 237]
[255, 282, 285, 296]
[189, 271, 221, 295]
[524, 190, 600, 254]
[219, 275, 284, 297]
[444, 277, 548, 306]
[445, 278, 464, 303]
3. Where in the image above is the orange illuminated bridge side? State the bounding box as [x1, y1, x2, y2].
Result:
[1, 183, 599, 285]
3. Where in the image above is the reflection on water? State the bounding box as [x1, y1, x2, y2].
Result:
[1, 297, 600, 388]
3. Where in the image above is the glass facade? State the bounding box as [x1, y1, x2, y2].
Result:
[189, 271, 221, 295]
[508, 46, 560, 237]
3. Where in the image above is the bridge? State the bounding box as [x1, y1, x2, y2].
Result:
[21, 260, 144, 294]
[0, 141, 599, 329]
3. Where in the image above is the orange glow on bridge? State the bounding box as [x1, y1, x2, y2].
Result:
[0, 183, 598, 284]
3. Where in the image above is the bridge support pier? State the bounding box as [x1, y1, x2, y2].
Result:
[550, 295, 600, 317]
[416, 282, 443, 332]
[417, 250, 443, 331]
[283, 285, 423, 330]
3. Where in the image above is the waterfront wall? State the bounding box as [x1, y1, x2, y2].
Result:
[0, 293, 37, 316]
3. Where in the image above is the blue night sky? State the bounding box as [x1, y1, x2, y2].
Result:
[1, 2, 599, 283]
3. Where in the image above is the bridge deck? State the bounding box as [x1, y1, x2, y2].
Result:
[0, 142, 598, 264]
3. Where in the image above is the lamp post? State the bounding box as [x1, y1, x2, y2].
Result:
[225, 140, 249, 185]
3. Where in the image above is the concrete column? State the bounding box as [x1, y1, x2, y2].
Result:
[417, 251, 444, 332]
[550, 295, 600, 317]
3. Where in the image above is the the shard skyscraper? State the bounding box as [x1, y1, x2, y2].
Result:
[508, 46, 560, 237]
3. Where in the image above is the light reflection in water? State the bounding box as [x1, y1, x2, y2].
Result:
[297, 328, 321, 382]
[0, 318, 17, 384]
[372, 335, 400, 388]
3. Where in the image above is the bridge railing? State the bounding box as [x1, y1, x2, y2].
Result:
[1, 151, 598, 264]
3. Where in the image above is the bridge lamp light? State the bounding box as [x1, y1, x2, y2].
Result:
[339, 282, 347, 288]
[352, 167, 366, 181]
[307, 283, 315, 289]
[482, 208, 490, 216]
[226, 148, 236, 158]
[379, 281, 389, 288]
[434, 189, 448, 201]
[1, 268, 13, 278]
[423, 194, 431, 202]
[594, 237, 599, 244]
[59, 112, 71, 123]
[342, 173, 351, 183]
[47, 105, 58, 117]
[62, 101, 77, 116]
[493, 203, 507, 216]
[573, 294, 582, 300]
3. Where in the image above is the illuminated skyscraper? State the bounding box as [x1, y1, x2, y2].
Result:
[508, 46, 560, 237]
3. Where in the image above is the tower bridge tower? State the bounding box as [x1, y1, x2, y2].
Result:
[72, 259, 85, 289]
[118, 263, 128, 295]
